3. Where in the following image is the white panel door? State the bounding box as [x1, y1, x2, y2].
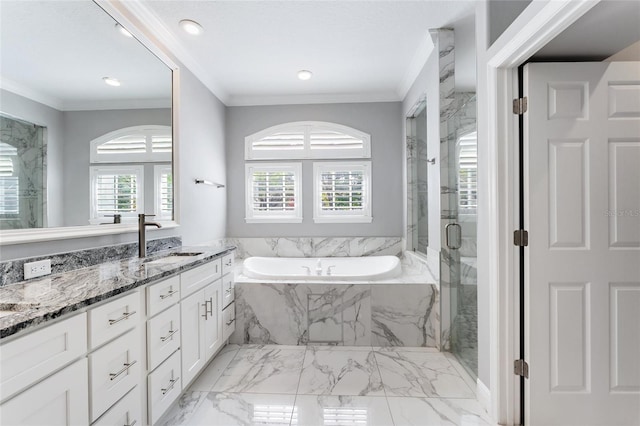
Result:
[524, 62, 640, 426]
[204, 280, 223, 360]
[180, 289, 205, 386]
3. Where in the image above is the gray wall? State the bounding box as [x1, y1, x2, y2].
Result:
[62, 108, 171, 226]
[0, 66, 227, 260]
[225, 102, 403, 237]
[0, 89, 65, 228]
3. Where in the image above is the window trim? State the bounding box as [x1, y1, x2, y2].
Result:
[245, 162, 303, 224]
[313, 161, 372, 224]
[245, 121, 371, 160]
[154, 164, 173, 221]
[89, 165, 144, 224]
[90, 125, 171, 164]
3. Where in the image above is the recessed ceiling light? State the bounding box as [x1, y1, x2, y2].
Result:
[115, 23, 133, 38]
[179, 19, 204, 35]
[103, 77, 121, 87]
[297, 70, 313, 81]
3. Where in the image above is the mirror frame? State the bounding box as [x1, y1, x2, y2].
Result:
[0, 0, 180, 245]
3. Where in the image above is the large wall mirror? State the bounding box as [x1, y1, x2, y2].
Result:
[0, 0, 174, 242]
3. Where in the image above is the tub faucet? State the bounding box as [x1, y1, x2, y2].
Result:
[316, 259, 323, 275]
[326, 265, 336, 276]
[301, 266, 311, 275]
[138, 214, 162, 258]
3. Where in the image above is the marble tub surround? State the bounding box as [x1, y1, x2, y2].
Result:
[226, 237, 402, 259]
[0, 236, 182, 287]
[230, 281, 439, 348]
[159, 344, 490, 426]
[0, 245, 234, 339]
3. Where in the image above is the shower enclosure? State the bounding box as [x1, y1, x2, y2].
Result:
[442, 95, 478, 377]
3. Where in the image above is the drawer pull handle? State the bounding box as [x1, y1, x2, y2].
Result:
[226, 318, 235, 326]
[109, 310, 136, 325]
[160, 329, 179, 342]
[160, 289, 177, 300]
[225, 289, 232, 295]
[109, 360, 137, 381]
[161, 377, 179, 395]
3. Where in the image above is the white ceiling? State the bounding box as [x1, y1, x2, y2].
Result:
[0, 1, 171, 111]
[138, 0, 477, 106]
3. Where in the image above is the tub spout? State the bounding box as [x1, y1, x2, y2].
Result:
[301, 266, 311, 275]
[326, 265, 336, 276]
[316, 259, 323, 275]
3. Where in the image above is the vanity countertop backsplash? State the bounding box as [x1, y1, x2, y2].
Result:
[0, 245, 235, 340]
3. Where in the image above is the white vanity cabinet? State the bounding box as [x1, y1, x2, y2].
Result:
[221, 253, 236, 341]
[0, 358, 89, 425]
[180, 261, 223, 387]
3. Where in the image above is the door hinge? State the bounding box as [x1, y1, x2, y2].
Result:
[514, 229, 529, 247]
[513, 97, 528, 115]
[514, 359, 529, 378]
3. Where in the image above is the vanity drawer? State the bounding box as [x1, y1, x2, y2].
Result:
[147, 275, 180, 317]
[222, 252, 235, 276]
[92, 386, 141, 426]
[148, 349, 181, 425]
[0, 313, 87, 403]
[180, 260, 221, 297]
[89, 328, 141, 422]
[222, 274, 234, 309]
[89, 292, 141, 350]
[222, 302, 236, 342]
[147, 304, 180, 371]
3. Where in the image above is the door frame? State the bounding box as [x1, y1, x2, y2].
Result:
[482, 1, 601, 424]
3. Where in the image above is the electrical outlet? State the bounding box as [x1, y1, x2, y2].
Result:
[24, 259, 52, 279]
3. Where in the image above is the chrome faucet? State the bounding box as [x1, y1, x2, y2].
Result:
[138, 214, 162, 257]
[326, 265, 336, 276]
[316, 259, 323, 275]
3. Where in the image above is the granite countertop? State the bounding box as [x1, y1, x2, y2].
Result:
[0, 246, 235, 340]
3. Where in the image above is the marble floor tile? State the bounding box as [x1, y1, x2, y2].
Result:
[307, 345, 374, 351]
[293, 395, 394, 426]
[211, 347, 306, 394]
[297, 348, 384, 396]
[188, 392, 297, 426]
[189, 346, 240, 392]
[375, 351, 475, 398]
[158, 391, 209, 426]
[386, 397, 494, 426]
[374, 346, 440, 353]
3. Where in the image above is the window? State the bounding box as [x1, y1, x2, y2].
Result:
[245, 121, 370, 160]
[313, 162, 371, 223]
[0, 142, 19, 216]
[154, 165, 173, 220]
[245, 163, 302, 223]
[457, 131, 477, 215]
[90, 166, 143, 224]
[90, 125, 171, 163]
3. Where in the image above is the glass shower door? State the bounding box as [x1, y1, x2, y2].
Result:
[441, 95, 478, 378]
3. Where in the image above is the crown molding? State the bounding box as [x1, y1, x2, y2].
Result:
[103, 0, 229, 104]
[0, 76, 64, 111]
[227, 91, 401, 107]
[396, 33, 435, 100]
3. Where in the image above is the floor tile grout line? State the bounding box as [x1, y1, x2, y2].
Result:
[204, 346, 242, 393]
[372, 349, 398, 426]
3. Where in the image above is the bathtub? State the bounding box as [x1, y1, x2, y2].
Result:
[242, 256, 402, 281]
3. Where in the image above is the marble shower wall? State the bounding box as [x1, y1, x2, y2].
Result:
[226, 237, 402, 259]
[230, 282, 439, 348]
[0, 114, 46, 230]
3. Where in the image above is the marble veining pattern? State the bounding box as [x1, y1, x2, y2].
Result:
[0, 236, 182, 287]
[159, 344, 492, 426]
[226, 237, 402, 259]
[0, 244, 234, 339]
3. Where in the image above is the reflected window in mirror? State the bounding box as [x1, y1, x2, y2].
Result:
[90, 126, 172, 224]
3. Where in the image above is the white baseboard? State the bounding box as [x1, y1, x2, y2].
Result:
[476, 378, 491, 416]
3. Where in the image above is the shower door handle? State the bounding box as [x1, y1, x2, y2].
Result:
[445, 223, 462, 250]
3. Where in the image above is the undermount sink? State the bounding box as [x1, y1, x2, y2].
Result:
[0, 302, 41, 318]
[144, 252, 203, 265]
